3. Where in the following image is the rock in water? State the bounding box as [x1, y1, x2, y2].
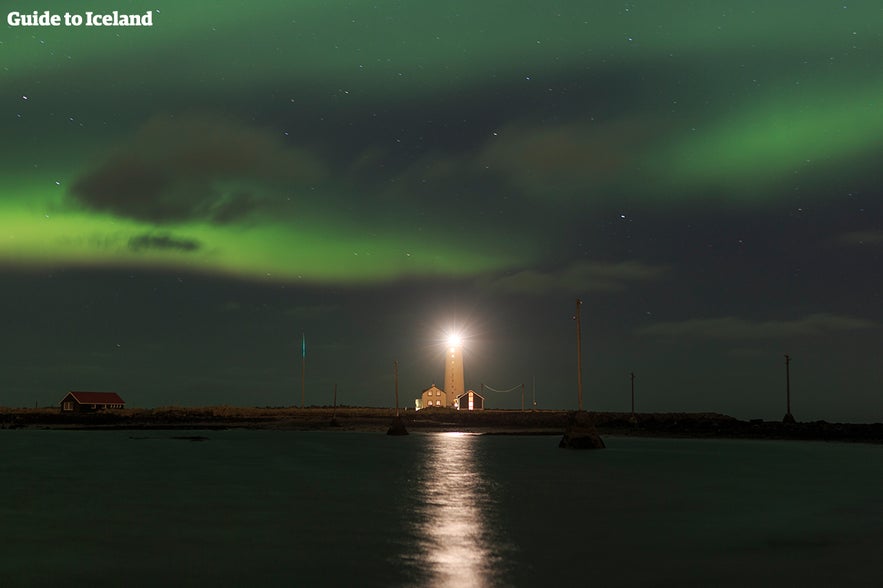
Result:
[387, 415, 408, 436]
[559, 411, 605, 449]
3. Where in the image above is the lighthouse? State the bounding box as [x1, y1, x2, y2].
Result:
[444, 333, 465, 407]
[416, 329, 484, 411]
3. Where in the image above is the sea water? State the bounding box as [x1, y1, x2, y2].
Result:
[1, 430, 881, 587]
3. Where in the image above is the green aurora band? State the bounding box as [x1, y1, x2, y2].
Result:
[2, 1, 880, 282]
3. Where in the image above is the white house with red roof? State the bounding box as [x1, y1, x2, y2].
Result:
[60, 391, 126, 412]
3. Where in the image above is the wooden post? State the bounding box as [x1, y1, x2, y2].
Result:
[785, 355, 791, 414]
[300, 333, 306, 409]
[575, 298, 583, 412]
[386, 359, 408, 435]
[782, 354, 795, 423]
[630, 372, 635, 419]
[394, 360, 400, 417]
[330, 383, 340, 427]
[559, 298, 605, 448]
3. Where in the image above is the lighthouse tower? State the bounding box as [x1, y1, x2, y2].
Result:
[444, 335, 465, 407]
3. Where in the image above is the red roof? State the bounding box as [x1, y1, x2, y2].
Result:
[66, 391, 125, 405]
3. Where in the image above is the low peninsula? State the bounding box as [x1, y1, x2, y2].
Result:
[2, 406, 882, 444]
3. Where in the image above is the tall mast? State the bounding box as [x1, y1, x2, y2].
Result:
[386, 359, 408, 435]
[630, 372, 635, 417]
[783, 354, 795, 423]
[300, 333, 306, 409]
[785, 354, 791, 414]
[394, 360, 400, 417]
[575, 298, 583, 412]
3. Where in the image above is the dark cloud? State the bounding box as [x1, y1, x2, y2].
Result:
[479, 260, 668, 295]
[638, 313, 877, 341]
[128, 233, 201, 253]
[206, 191, 261, 225]
[478, 118, 662, 202]
[70, 114, 326, 224]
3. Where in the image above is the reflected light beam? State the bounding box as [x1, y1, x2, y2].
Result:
[410, 432, 499, 587]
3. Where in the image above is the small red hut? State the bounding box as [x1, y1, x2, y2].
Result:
[60, 391, 126, 412]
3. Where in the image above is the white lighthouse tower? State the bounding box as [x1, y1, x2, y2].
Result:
[444, 334, 465, 407]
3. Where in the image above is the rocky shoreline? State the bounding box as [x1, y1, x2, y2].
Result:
[2, 407, 882, 444]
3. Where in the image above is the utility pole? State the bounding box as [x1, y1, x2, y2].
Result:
[330, 383, 340, 427]
[575, 298, 583, 412]
[394, 360, 400, 417]
[300, 333, 306, 409]
[560, 298, 605, 450]
[630, 372, 636, 420]
[783, 354, 795, 423]
[386, 359, 408, 435]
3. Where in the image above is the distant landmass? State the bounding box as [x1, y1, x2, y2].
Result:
[2, 407, 881, 444]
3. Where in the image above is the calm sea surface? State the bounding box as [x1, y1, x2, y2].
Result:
[1, 430, 881, 587]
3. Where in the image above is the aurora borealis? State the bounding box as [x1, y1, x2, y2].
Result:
[2, 1, 881, 420]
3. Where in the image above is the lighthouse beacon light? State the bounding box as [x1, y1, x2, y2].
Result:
[447, 332, 463, 349]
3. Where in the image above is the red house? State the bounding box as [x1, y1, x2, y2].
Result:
[456, 389, 485, 411]
[60, 391, 126, 412]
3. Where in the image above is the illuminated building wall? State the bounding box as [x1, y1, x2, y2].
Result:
[444, 344, 464, 407]
[455, 390, 484, 411]
[420, 384, 447, 409]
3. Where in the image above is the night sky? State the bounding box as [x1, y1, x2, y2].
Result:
[2, 1, 881, 421]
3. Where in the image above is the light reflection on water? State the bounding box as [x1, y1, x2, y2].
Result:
[4, 431, 881, 586]
[408, 432, 503, 588]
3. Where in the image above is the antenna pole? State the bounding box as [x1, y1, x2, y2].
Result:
[394, 360, 400, 417]
[785, 354, 791, 415]
[576, 298, 583, 412]
[630, 372, 636, 419]
[300, 333, 306, 409]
